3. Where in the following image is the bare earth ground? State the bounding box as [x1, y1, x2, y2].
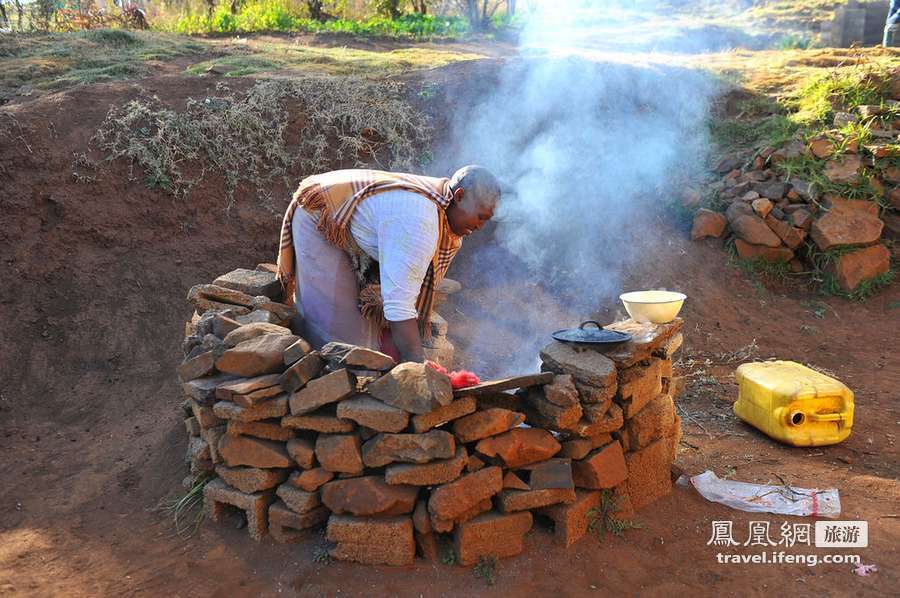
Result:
[0, 58, 898, 597]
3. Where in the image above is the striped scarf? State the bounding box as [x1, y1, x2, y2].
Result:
[277, 169, 463, 336]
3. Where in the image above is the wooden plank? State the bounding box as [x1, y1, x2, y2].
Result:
[453, 372, 554, 398]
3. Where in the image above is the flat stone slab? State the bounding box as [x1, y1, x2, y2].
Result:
[452, 373, 554, 397]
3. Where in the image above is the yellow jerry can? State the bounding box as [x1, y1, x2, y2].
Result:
[734, 361, 853, 447]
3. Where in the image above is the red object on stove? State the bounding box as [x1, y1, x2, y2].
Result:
[449, 370, 480, 389]
[425, 361, 480, 389]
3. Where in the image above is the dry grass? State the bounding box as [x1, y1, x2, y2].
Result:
[92, 76, 431, 208]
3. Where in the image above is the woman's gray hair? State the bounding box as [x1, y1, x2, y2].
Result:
[449, 165, 501, 206]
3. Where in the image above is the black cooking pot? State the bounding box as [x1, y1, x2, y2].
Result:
[551, 321, 632, 345]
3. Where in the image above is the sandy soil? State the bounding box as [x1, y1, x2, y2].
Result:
[0, 66, 897, 597]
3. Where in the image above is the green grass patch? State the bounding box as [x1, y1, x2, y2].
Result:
[0, 30, 206, 98]
[587, 489, 642, 541]
[473, 555, 498, 585]
[793, 66, 891, 125]
[156, 473, 211, 537]
[164, 1, 471, 38]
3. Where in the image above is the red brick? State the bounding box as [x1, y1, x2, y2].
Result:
[336, 395, 409, 433]
[572, 441, 628, 489]
[474, 428, 561, 468]
[321, 476, 418, 516]
[279, 353, 324, 392]
[217, 435, 291, 469]
[617, 359, 663, 418]
[281, 410, 355, 433]
[537, 489, 603, 547]
[226, 419, 295, 441]
[287, 468, 334, 492]
[452, 408, 526, 443]
[385, 446, 467, 486]
[289, 369, 356, 415]
[453, 511, 533, 566]
[315, 434, 363, 474]
[203, 478, 275, 541]
[497, 488, 576, 512]
[625, 438, 673, 511]
[624, 393, 675, 451]
[275, 482, 321, 514]
[326, 515, 414, 566]
[428, 466, 503, 521]
[215, 373, 281, 402]
[212, 395, 288, 422]
[216, 465, 289, 493]
[268, 501, 329, 543]
[410, 397, 477, 433]
[286, 437, 316, 469]
[216, 333, 298, 377]
[503, 471, 530, 490]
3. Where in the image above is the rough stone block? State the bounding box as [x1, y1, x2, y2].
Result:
[275, 483, 321, 514]
[227, 419, 295, 442]
[268, 501, 329, 543]
[385, 446, 468, 486]
[216, 333, 299, 376]
[215, 465, 289, 493]
[281, 410, 356, 433]
[213, 268, 281, 299]
[361, 430, 455, 468]
[212, 395, 288, 422]
[279, 353, 324, 392]
[410, 397, 477, 433]
[497, 488, 576, 512]
[185, 416, 201, 437]
[428, 466, 502, 521]
[540, 342, 617, 388]
[321, 477, 418, 517]
[617, 359, 663, 418]
[215, 373, 282, 402]
[366, 362, 453, 414]
[475, 428, 561, 468]
[315, 433, 363, 474]
[596, 318, 684, 368]
[203, 478, 275, 541]
[283, 338, 313, 366]
[336, 395, 409, 432]
[218, 435, 291, 469]
[524, 458, 574, 490]
[326, 515, 415, 566]
[452, 408, 525, 443]
[537, 489, 602, 547]
[625, 438, 673, 511]
[289, 369, 356, 415]
[571, 404, 624, 438]
[624, 393, 676, 451]
[453, 511, 533, 566]
[287, 468, 334, 492]
[178, 351, 216, 383]
[286, 437, 316, 469]
[572, 440, 628, 490]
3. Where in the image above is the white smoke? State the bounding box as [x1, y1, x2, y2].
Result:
[438, 1, 720, 376]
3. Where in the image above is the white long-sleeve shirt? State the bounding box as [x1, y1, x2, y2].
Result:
[349, 190, 439, 322]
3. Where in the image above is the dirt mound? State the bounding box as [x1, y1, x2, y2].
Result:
[1, 65, 898, 595]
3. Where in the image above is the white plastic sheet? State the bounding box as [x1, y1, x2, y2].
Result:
[685, 470, 841, 518]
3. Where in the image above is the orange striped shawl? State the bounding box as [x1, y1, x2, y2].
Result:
[277, 169, 462, 335]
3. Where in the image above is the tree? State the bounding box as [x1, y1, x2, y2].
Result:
[410, 0, 428, 14]
[454, 0, 502, 31]
[306, 0, 325, 20]
[373, 0, 402, 19]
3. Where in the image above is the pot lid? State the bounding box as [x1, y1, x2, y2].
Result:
[551, 321, 633, 345]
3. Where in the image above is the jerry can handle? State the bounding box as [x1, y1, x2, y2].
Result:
[809, 413, 844, 422]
